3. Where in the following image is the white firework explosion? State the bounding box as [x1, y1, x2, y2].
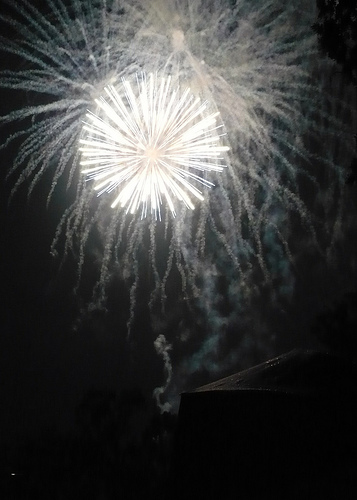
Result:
[79, 73, 228, 219]
[0, 0, 355, 396]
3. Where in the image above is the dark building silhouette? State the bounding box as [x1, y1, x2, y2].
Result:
[173, 350, 357, 499]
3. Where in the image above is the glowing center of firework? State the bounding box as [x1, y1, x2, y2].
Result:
[79, 73, 229, 219]
[145, 147, 161, 161]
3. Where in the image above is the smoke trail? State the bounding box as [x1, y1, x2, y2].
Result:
[153, 334, 173, 413]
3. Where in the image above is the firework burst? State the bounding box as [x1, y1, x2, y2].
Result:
[0, 0, 355, 391]
[80, 73, 228, 219]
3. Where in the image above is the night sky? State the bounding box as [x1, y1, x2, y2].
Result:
[1, 0, 357, 453]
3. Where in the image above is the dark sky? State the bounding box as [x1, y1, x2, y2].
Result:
[1, 0, 357, 447]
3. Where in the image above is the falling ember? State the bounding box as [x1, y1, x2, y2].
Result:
[79, 74, 229, 219]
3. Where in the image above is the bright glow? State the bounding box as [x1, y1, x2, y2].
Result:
[79, 74, 228, 219]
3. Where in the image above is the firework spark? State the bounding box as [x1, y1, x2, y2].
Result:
[80, 73, 228, 219]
